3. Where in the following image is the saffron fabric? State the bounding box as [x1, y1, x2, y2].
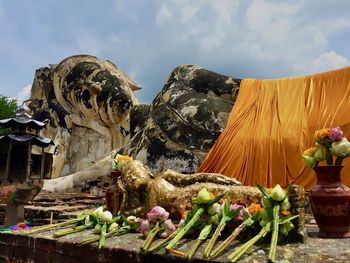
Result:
[197, 67, 350, 190]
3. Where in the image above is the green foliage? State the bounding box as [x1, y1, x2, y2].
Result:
[0, 95, 18, 134]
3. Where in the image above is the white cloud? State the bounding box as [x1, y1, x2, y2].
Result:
[155, 4, 172, 25]
[246, 0, 297, 33]
[14, 85, 32, 104]
[2, 0, 350, 103]
[313, 51, 348, 69]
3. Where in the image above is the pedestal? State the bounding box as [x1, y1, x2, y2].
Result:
[4, 203, 24, 227]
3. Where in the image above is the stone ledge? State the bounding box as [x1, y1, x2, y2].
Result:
[1, 222, 350, 263]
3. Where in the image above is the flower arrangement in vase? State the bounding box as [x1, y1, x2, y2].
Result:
[303, 127, 350, 238]
[303, 127, 350, 168]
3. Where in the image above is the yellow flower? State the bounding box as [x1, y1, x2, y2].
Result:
[314, 128, 330, 141]
[303, 146, 318, 157]
[181, 210, 189, 219]
[247, 203, 263, 215]
[208, 192, 216, 199]
[280, 210, 291, 216]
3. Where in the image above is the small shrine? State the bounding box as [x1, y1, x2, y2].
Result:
[0, 106, 54, 227]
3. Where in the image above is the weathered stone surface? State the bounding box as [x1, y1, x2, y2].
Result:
[26, 55, 139, 178]
[25, 58, 243, 192]
[0, 191, 104, 226]
[0, 213, 349, 263]
[43, 154, 113, 193]
[126, 65, 241, 174]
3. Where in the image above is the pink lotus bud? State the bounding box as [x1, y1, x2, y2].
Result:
[124, 215, 142, 231]
[159, 219, 176, 238]
[230, 204, 244, 221]
[126, 215, 142, 224]
[328, 127, 344, 141]
[177, 219, 185, 227]
[139, 219, 152, 236]
[147, 206, 169, 222]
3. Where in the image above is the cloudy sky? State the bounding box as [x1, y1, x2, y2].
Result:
[0, 0, 349, 103]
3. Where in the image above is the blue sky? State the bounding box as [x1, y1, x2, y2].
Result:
[0, 0, 349, 103]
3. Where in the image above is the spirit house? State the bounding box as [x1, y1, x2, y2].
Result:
[0, 107, 54, 227]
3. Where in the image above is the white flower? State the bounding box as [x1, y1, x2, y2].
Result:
[331, 138, 350, 157]
[101, 211, 113, 223]
[93, 206, 104, 219]
[270, 184, 286, 201]
[94, 224, 102, 234]
[108, 222, 119, 232]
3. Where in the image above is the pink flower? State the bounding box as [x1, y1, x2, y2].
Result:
[125, 216, 142, 231]
[139, 219, 153, 236]
[147, 206, 169, 223]
[230, 204, 244, 221]
[177, 219, 185, 227]
[328, 127, 344, 141]
[126, 215, 142, 224]
[159, 219, 176, 238]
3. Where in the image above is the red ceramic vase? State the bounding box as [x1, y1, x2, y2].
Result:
[309, 165, 350, 238]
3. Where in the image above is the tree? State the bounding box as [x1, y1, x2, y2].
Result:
[0, 95, 18, 134]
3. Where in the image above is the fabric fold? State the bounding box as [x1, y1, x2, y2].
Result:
[197, 67, 350, 190]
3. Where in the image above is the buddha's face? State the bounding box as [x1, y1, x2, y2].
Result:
[52, 55, 139, 126]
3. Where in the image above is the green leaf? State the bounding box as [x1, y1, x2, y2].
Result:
[256, 183, 271, 199]
[278, 215, 299, 225]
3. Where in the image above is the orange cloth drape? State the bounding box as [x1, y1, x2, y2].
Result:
[197, 66, 350, 190]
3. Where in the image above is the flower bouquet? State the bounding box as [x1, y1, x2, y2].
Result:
[23, 206, 141, 249]
[302, 127, 350, 168]
[140, 206, 176, 252]
[302, 127, 350, 238]
[145, 186, 298, 262]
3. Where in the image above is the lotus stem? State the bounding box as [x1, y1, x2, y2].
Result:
[186, 224, 212, 260]
[268, 204, 280, 262]
[186, 239, 202, 260]
[203, 222, 225, 258]
[165, 207, 205, 251]
[148, 226, 183, 253]
[54, 224, 89, 238]
[141, 222, 162, 252]
[79, 225, 130, 246]
[98, 223, 107, 249]
[25, 218, 81, 235]
[210, 218, 253, 259]
[228, 223, 271, 262]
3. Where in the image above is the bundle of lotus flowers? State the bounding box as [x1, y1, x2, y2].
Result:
[144, 185, 299, 263]
[24, 206, 141, 249]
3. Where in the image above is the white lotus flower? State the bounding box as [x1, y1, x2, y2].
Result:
[331, 138, 350, 157]
[101, 211, 113, 223]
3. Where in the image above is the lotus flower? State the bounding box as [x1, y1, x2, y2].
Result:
[123, 215, 142, 231]
[207, 203, 221, 215]
[328, 127, 344, 141]
[147, 206, 169, 222]
[279, 221, 294, 236]
[93, 206, 104, 219]
[139, 219, 152, 236]
[304, 127, 350, 166]
[100, 211, 113, 223]
[108, 222, 119, 232]
[94, 224, 102, 234]
[230, 204, 244, 221]
[159, 219, 176, 238]
[270, 184, 286, 201]
[192, 188, 212, 204]
[331, 138, 350, 157]
[281, 197, 291, 210]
